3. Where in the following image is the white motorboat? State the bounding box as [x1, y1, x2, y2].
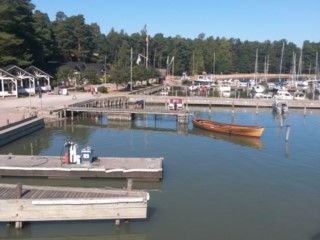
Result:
[181, 72, 191, 84]
[194, 75, 214, 86]
[273, 90, 293, 100]
[254, 93, 273, 99]
[251, 84, 265, 93]
[293, 91, 305, 100]
[217, 81, 231, 92]
[273, 101, 289, 114]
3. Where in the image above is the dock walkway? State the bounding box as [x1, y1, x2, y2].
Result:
[0, 183, 149, 228]
[0, 154, 163, 180]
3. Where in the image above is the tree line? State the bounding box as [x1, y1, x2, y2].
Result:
[1, 0, 319, 86]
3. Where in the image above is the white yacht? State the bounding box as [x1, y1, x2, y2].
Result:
[273, 90, 293, 100]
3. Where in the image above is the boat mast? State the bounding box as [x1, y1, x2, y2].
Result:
[316, 51, 319, 79]
[279, 42, 285, 82]
[298, 48, 303, 79]
[254, 48, 258, 83]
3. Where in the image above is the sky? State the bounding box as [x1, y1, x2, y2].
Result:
[31, 0, 319, 47]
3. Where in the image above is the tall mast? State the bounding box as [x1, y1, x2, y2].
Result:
[279, 42, 285, 81]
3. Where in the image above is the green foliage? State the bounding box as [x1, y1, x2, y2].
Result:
[55, 66, 73, 85]
[81, 67, 101, 84]
[98, 86, 108, 93]
[0, 0, 39, 66]
[0, 0, 320, 79]
[110, 65, 160, 87]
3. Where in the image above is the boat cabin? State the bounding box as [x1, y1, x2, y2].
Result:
[167, 98, 184, 110]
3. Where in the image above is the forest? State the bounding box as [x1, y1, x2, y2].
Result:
[1, 0, 319, 86]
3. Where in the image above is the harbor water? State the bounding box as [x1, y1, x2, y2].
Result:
[1, 107, 320, 240]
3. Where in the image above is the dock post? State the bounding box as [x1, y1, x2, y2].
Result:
[15, 221, 22, 229]
[115, 219, 120, 226]
[304, 105, 307, 116]
[71, 109, 74, 121]
[127, 178, 133, 190]
[231, 102, 234, 114]
[15, 183, 23, 229]
[6, 119, 9, 125]
[64, 105, 66, 118]
[16, 183, 22, 199]
[256, 103, 259, 114]
[30, 142, 33, 156]
[285, 125, 291, 142]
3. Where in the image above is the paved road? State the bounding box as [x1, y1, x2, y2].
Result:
[0, 92, 106, 127]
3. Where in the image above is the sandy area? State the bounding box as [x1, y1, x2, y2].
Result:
[0, 85, 127, 127]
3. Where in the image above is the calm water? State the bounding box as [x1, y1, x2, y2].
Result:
[1, 107, 320, 240]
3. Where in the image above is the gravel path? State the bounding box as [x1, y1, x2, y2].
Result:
[0, 92, 104, 127]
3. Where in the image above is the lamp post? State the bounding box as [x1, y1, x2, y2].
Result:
[146, 35, 149, 68]
[104, 55, 107, 83]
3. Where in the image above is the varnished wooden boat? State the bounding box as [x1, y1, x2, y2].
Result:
[192, 118, 264, 138]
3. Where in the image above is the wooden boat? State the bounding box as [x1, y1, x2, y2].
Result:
[192, 118, 264, 138]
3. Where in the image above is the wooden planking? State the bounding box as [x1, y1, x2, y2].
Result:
[0, 183, 148, 200]
[0, 199, 147, 221]
[0, 183, 149, 222]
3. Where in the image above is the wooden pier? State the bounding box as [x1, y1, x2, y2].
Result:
[0, 154, 163, 180]
[0, 183, 149, 229]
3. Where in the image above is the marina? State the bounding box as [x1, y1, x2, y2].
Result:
[1, 108, 320, 239]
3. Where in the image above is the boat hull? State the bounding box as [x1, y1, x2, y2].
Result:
[192, 118, 264, 138]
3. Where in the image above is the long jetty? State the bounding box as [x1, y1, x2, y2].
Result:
[0, 154, 163, 180]
[0, 183, 149, 229]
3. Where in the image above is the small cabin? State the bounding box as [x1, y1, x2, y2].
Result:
[167, 98, 184, 110]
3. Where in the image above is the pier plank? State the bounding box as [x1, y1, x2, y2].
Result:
[0, 154, 163, 180]
[0, 183, 149, 223]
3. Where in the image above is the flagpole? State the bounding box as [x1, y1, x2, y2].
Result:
[146, 34, 149, 68]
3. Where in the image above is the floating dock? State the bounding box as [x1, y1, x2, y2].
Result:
[0, 183, 149, 229]
[0, 116, 44, 147]
[0, 154, 163, 180]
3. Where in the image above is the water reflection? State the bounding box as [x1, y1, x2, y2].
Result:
[190, 128, 263, 149]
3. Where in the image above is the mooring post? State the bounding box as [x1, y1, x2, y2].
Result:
[256, 102, 259, 114]
[6, 119, 9, 125]
[127, 178, 133, 191]
[30, 142, 33, 156]
[231, 102, 234, 114]
[285, 124, 291, 142]
[71, 109, 74, 121]
[64, 104, 66, 118]
[115, 219, 120, 226]
[304, 105, 307, 116]
[16, 183, 22, 199]
[15, 183, 23, 229]
[15, 221, 22, 229]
